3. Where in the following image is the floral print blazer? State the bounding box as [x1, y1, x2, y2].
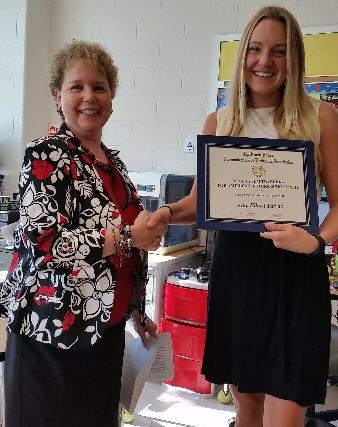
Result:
[0, 123, 148, 350]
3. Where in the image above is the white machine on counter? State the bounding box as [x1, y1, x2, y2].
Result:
[128, 172, 198, 254]
[147, 248, 205, 324]
[145, 231, 216, 325]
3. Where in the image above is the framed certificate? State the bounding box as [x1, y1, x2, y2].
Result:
[197, 135, 319, 233]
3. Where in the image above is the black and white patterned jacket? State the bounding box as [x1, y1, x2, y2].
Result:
[0, 123, 148, 350]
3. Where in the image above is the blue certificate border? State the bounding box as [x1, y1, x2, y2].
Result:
[197, 135, 319, 233]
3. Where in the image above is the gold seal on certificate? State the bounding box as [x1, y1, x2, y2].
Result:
[197, 135, 319, 233]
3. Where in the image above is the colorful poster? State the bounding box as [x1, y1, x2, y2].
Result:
[305, 81, 338, 109]
[217, 81, 230, 110]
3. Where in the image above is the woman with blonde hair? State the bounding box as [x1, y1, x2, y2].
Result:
[149, 6, 338, 426]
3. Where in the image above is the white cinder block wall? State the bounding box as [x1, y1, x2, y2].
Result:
[1, 0, 338, 192]
[0, 0, 26, 193]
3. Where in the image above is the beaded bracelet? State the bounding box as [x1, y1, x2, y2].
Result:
[125, 225, 133, 255]
[120, 225, 133, 257]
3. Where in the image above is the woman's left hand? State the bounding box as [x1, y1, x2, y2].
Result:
[260, 222, 319, 254]
[130, 311, 158, 347]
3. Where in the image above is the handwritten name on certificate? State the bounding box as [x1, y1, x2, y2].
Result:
[209, 147, 305, 222]
[197, 136, 319, 233]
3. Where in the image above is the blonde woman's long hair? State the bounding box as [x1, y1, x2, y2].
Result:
[220, 6, 321, 170]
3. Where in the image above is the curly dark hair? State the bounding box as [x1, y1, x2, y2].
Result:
[49, 40, 119, 119]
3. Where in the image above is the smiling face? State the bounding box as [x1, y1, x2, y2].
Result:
[55, 59, 112, 143]
[245, 18, 287, 108]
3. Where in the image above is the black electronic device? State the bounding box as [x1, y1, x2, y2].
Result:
[129, 172, 198, 254]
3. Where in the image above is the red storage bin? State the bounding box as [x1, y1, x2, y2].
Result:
[160, 317, 206, 361]
[164, 283, 207, 325]
[165, 355, 212, 394]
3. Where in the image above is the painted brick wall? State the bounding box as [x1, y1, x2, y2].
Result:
[49, 0, 338, 175]
[1, 0, 338, 192]
[0, 0, 26, 194]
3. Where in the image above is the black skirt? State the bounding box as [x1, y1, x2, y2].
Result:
[5, 318, 125, 427]
[201, 231, 331, 407]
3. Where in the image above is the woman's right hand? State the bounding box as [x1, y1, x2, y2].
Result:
[131, 210, 167, 250]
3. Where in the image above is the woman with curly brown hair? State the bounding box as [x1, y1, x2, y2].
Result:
[1, 40, 166, 427]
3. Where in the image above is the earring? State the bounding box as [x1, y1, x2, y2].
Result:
[57, 105, 63, 115]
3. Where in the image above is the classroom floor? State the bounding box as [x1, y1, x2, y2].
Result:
[122, 382, 338, 427]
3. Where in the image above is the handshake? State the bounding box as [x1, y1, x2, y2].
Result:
[131, 206, 172, 251]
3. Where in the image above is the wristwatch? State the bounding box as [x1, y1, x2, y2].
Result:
[306, 234, 326, 256]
